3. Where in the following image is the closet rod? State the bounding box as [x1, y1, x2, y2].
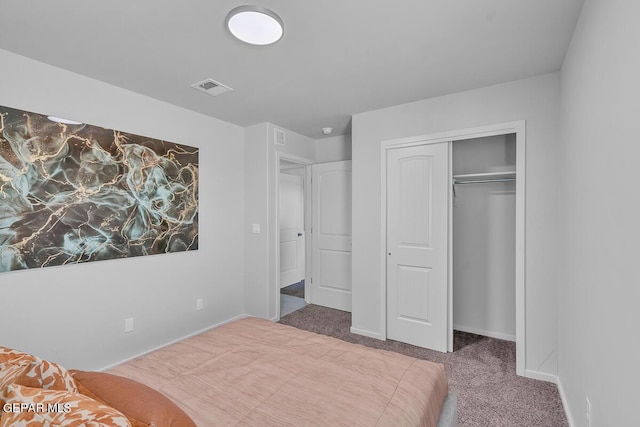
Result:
[454, 178, 516, 185]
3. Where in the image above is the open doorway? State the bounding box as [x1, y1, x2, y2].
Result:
[278, 159, 308, 317]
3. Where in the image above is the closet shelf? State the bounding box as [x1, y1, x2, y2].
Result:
[453, 171, 516, 184]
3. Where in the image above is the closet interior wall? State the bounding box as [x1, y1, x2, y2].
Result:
[452, 134, 517, 341]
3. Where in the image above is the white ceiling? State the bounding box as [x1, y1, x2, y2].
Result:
[0, 1, 584, 139]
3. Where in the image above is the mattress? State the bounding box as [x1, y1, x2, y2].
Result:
[109, 317, 449, 426]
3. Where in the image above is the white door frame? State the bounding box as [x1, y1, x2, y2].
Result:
[274, 152, 313, 320]
[379, 121, 526, 376]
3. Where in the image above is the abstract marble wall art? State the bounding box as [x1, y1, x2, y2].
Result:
[0, 105, 199, 272]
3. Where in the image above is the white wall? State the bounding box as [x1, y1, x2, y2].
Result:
[0, 49, 246, 370]
[315, 134, 352, 163]
[558, 0, 640, 425]
[244, 123, 315, 320]
[243, 123, 271, 318]
[351, 73, 561, 378]
[452, 135, 516, 341]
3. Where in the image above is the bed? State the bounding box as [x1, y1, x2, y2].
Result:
[1, 317, 457, 426]
[108, 317, 457, 426]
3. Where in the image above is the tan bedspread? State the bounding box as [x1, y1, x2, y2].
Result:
[109, 317, 448, 426]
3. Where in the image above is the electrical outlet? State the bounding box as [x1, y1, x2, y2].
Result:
[196, 298, 204, 311]
[586, 397, 591, 427]
[124, 317, 134, 333]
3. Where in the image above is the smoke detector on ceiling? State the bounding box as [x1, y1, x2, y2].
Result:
[190, 78, 233, 97]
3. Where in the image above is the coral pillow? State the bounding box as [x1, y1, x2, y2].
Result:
[74, 378, 150, 427]
[71, 370, 197, 427]
[0, 383, 131, 427]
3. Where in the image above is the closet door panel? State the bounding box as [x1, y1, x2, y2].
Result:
[386, 143, 448, 352]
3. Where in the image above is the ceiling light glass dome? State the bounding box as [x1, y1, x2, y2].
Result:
[226, 6, 284, 46]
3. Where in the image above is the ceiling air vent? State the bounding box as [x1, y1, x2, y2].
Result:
[190, 78, 233, 97]
[274, 128, 286, 146]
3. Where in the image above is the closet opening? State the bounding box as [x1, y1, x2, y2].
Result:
[380, 121, 525, 376]
[452, 134, 517, 345]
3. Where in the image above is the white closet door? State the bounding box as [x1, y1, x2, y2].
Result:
[386, 143, 449, 351]
[311, 161, 352, 312]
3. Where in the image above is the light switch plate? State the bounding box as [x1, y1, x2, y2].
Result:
[124, 317, 134, 333]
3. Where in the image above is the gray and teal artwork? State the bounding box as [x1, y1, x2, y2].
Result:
[0, 105, 199, 272]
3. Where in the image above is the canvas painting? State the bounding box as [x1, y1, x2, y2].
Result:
[0, 105, 199, 272]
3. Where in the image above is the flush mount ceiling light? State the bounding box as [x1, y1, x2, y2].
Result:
[47, 116, 83, 125]
[226, 5, 284, 46]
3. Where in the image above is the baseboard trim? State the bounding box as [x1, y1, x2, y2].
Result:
[454, 324, 516, 342]
[556, 377, 576, 427]
[100, 314, 249, 371]
[524, 369, 557, 384]
[350, 326, 383, 340]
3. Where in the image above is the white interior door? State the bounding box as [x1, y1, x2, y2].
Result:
[386, 143, 449, 351]
[311, 161, 352, 312]
[279, 171, 305, 288]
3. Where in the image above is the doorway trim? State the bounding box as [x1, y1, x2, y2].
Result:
[379, 120, 526, 376]
[274, 151, 313, 321]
